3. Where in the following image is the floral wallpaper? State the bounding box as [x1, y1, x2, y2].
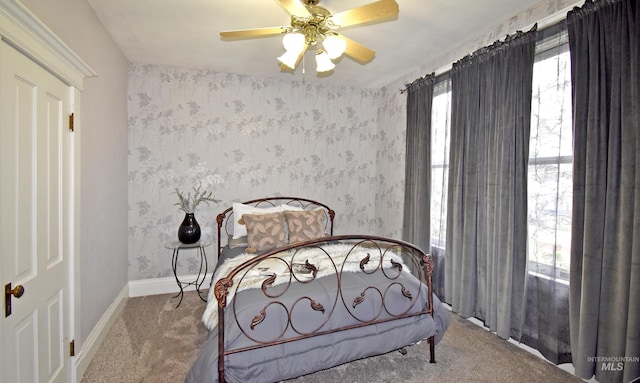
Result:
[127, 65, 405, 280]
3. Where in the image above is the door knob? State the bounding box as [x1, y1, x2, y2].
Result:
[8, 284, 24, 298]
[5, 283, 25, 317]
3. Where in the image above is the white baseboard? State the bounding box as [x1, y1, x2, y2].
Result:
[128, 273, 213, 297]
[74, 284, 128, 381]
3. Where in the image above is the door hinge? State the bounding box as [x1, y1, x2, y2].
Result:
[70, 339, 75, 357]
[69, 113, 74, 132]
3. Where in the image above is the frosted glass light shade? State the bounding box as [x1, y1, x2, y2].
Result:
[277, 49, 300, 69]
[315, 51, 335, 72]
[282, 32, 305, 53]
[323, 35, 346, 59]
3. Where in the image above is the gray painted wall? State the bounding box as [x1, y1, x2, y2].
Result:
[20, 0, 129, 348]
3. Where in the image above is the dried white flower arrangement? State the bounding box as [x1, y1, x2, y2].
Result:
[174, 183, 220, 214]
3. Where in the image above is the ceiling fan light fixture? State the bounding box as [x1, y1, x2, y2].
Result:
[277, 49, 301, 69]
[282, 32, 306, 54]
[315, 51, 335, 72]
[221, 0, 399, 74]
[322, 34, 346, 59]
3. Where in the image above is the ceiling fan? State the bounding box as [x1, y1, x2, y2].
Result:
[220, 0, 399, 73]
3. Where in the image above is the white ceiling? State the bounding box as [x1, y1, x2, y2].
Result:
[87, 0, 545, 89]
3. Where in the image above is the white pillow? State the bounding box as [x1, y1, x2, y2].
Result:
[232, 203, 283, 239]
[280, 204, 305, 212]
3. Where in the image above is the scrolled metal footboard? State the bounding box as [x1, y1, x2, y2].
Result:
[214, 235, 435, 383]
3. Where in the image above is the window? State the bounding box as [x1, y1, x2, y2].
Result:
[428, 28, 574, 283]
[430, 78, 451, 250]
[527, 30, 573, 281]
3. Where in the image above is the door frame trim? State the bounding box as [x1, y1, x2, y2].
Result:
[0, 1, 94, 382]
[0, 0, 95, 89]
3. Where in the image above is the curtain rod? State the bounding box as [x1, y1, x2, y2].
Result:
[400, 73, 435, 94]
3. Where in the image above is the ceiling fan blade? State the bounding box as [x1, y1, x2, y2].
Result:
[330, 0, 399, 29]
[339, 34, 376, 64]
[220, 27, 286, 40]
[277, 0, 311, 17]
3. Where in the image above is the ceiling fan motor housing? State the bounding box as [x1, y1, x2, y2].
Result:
[291, 8, 334, 46]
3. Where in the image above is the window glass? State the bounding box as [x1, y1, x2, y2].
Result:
[430, 79, 451, 249]
[528, 33, 573, 280]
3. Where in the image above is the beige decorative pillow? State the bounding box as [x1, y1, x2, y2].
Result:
[242, 212, 287, 252]
[284, 208, 326, 244]
[232, 202, 283, 239]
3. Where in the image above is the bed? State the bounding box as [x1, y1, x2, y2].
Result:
[185, 197, 449, 383]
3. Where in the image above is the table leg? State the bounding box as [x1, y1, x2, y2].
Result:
[195, 246, 208, 302]
[172, 248, 185, 308]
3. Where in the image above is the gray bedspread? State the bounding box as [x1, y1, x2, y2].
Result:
[186, 249, 450, 383]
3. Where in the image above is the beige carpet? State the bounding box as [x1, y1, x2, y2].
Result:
[81, 291, 583, 383]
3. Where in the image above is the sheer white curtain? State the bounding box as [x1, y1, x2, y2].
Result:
[521, 22, 573, 364]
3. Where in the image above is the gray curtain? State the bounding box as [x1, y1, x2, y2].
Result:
[403, 75, 435, 254]
[445, 28, 536, 340]
[567, 1, 640, 382]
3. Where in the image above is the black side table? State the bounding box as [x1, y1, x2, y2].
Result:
[165, 240, 211, 308]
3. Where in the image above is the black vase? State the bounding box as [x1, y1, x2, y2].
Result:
[178, 213, 201, 244]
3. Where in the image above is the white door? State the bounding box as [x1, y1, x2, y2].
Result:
[0, 41, 71, 383]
